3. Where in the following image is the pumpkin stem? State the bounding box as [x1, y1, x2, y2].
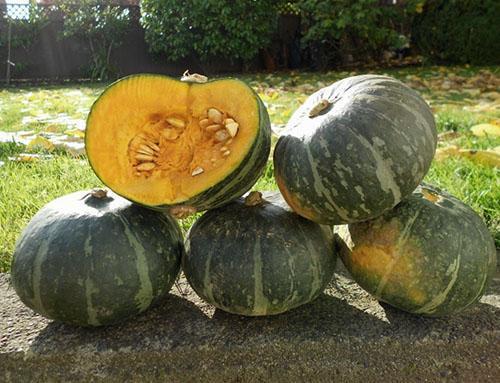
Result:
[90, 188, 108, 199]
[308, 99, 331, 118]
[421, 188, 442, 204]
[169, 205, 197, 219]
[180, 70, 208, 84]
[245, 191, 264, 206]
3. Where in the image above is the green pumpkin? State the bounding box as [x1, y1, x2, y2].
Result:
[183, 192, 336, 316]
[11, 190, 183, 326]
[85, 74, 271, 218]
[335, 184, 497, 317]
[274, 75, 437, 225]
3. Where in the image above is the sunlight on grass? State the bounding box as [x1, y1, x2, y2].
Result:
[0, 155, 102, 272]
[0, 85, 105, 133]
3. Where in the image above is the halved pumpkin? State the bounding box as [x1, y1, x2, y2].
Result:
[85, 74, 271, 216]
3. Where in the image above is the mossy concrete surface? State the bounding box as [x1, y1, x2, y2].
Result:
[1, 262, 499, 383]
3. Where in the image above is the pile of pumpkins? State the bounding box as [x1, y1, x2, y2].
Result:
[11, 74, 497, 327]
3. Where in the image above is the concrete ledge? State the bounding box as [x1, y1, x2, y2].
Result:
[1, 262, 499, 382]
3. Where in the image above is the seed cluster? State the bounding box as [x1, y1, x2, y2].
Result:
[128, 107, 240, 178]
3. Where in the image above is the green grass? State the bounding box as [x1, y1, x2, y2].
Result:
[0, 66, 499, 272]
[0, 85, 103, 133]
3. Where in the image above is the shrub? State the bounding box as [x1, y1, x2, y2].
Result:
[0, 3, 50, 51]
[55, 0, 131, 80]
[140, 0, 277, 63]
[297, 0, 417, 68]
[412, 0, 500, 65]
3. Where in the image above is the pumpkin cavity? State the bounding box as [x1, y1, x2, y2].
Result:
[127, 107, 240, 178]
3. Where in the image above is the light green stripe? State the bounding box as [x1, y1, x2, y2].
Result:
[352, 131, 402, 205]
[414, 243, 462, 314]
[252, 237, 269, 315]
[32, 239, 49, 316]
[118, 216, 153, 311]
[305, 145, 350, 221]
[85, 276, 100, 326]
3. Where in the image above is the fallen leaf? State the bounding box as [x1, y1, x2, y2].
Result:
[435, 145, 500, 167]
[8, 153, 53, 162]
[470, 123, 500, 137]
[459, 149, 500, 167]
[64, 129, 85, 138]
[435, 145, 460, 161]
[26, 136, 55, 152]
[438, 130, 462, 141]
[45, 125, 60, 132]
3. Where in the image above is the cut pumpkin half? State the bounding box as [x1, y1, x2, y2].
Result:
[86, 74, 271, 216]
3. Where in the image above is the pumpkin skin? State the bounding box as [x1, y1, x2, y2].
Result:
[11, 190, 183, 326]
[183, 192, 336, 316]
[274, 75, 437, 225]
[86, 74, 271, 217]
[335, 184, 497, 317]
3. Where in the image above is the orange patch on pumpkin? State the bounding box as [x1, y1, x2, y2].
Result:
[275, 173, 321, 222]
[349, 221, 427, 306]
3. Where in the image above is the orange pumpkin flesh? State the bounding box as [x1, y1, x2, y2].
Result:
[86, 75, 265, 208]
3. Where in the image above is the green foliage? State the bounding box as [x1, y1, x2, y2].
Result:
[140, 0, 277, 62]
[55, 0, 131, 80]
[0, 2, 50, 51]
[297, 0, 421, 67]
[413, 0, 500, 65]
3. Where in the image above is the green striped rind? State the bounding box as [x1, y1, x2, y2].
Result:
[11, 190, 183, 327]
[336, 183, 497, 317]
[274, 75, 437, 225]
[86, 74, 271, 214]
[183, 192, 336, 316]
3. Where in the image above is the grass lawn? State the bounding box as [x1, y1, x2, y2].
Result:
[1, 66, 499, 272]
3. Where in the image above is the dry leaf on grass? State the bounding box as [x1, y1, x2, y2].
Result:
[470, 123, 500, 137]
[435, 145, 500, 167]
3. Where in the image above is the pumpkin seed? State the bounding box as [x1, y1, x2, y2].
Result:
[222, 150, 231, 157]
[220, 146, 228, 152]
[137, 162, 156, 171]
[225, 122, 239, 137]
[208, 108, 223, 123]
[136, 133, 149, 140]
[206, 124, 222, 132]
[138, 144, 154, 155]
[161, 129, 179, 140]
[145, 142, 161, 152]
[224, 118, 235, 125]
[166, 117, 186, 129]
[199, 118, 210, 128]
[214, 130, 229, 142]
[191, 166, 204, 176]
[135, 153, 155, 162]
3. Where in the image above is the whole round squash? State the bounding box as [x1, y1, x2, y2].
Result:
[335, 184, 497, 317]
[86, 74, 271, 218]
[274, 75, 437, 225]
[183, 191, 336, 316]
[11, 189, 184, 326]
